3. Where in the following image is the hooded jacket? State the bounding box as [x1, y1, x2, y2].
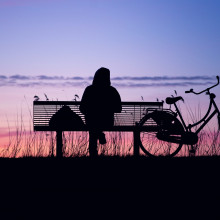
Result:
[80, 67, 122, 129]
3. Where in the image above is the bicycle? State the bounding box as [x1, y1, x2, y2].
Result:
[138, 76, 220, 157]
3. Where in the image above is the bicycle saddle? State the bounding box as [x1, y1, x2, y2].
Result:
[166, 96, 184, 105]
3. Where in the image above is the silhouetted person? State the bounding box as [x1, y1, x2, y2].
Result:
[80, 67, 122, 157]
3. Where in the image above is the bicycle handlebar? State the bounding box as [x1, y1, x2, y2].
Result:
[185, 76, 219, 95]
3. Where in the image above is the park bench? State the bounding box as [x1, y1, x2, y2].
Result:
[33, 101, 163, 157]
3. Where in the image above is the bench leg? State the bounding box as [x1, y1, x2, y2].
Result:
[133, 130, 140, 156]
[56, 130, 63, 158]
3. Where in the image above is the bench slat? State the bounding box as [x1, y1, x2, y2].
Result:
[33, 101, 163, 131]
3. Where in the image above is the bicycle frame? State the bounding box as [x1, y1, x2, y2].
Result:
[174, 92, 220, 135]
[172, 76, 220, 135]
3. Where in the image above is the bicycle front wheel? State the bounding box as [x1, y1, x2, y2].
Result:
[139, 114, 183, 157]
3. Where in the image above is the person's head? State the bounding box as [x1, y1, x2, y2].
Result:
[92, 67, 111, 87]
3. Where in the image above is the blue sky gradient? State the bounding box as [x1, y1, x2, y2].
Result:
[1, 0, 220, 77]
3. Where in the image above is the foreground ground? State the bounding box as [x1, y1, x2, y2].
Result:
[0, 156, 219, 219]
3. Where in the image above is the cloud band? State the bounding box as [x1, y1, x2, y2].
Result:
[0, 74, 217, 88]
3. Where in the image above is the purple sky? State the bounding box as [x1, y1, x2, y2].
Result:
[1, 0, 220, 76]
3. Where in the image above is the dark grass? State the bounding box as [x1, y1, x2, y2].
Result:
[0, 156, 219, 219]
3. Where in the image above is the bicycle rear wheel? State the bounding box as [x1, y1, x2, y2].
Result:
[138, 114, 184, 157]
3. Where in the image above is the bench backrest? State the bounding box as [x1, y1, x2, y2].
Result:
[33, 101, 163, 131]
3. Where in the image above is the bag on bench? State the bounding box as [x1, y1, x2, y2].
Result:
[49, 105, 84, 130]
